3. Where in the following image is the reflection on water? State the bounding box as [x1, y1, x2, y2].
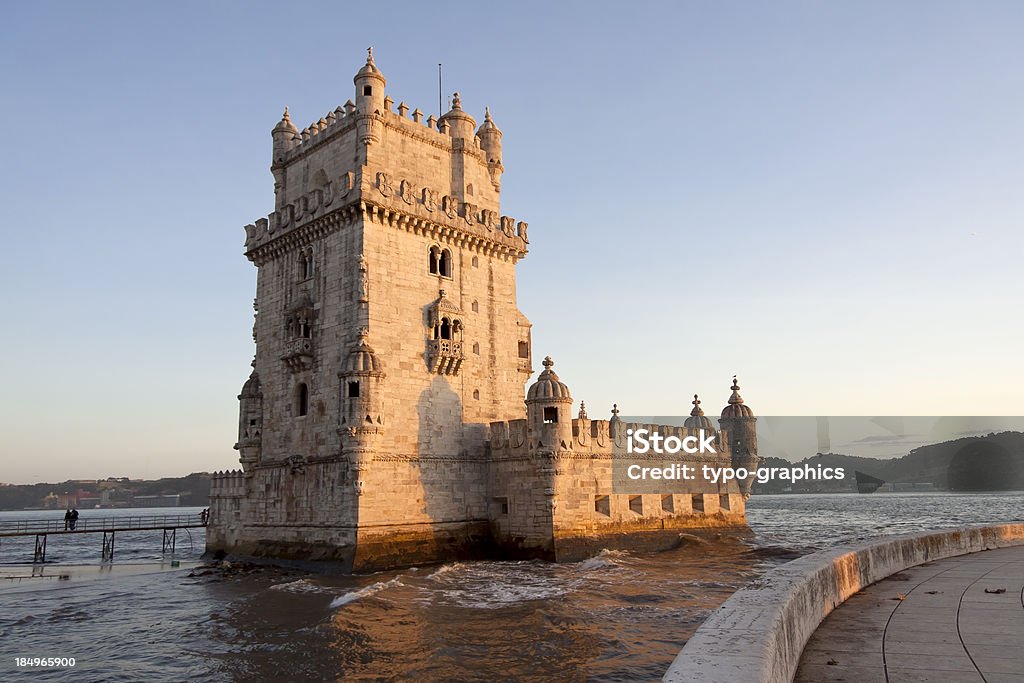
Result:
[1, 494, 1022, 682]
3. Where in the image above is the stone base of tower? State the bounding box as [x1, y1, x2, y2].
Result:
[350, 521, 493, 572]
[551, 508, 750, 563]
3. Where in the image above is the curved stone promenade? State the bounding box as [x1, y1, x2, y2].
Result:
[796, 544, 1024, 683]
[663, 523, 1024, 683]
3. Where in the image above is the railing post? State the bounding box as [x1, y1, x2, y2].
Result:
[161, 528, 176, 555]
[33, 534, 46, 563]
[101, 530, 115, 562]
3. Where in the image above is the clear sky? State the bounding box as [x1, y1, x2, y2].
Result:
[1, 2, 1022, 483]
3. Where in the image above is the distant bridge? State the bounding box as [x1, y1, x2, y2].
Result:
[0, 513, 207, 563]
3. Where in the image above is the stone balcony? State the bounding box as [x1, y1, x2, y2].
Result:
[428, 339, 464, 375]
[281, 336, 313, 372]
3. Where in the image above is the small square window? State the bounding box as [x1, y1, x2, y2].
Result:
[628, 495, 643, 515]
[543, 407, 558, 423]
[363, 85, 372, 96]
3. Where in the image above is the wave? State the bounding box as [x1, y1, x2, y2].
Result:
[426, 562, 462, 579]
[268, 578, 326, 594]
[577, 549, 630, 571]
[329, 578, 401, 608]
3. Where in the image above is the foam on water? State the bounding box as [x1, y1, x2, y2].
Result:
[269, 578, 326, 594]
[578, 548, 631, 571]
[329, 577, 402, 608]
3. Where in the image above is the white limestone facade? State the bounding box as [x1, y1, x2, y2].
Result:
[207, 51, 758, 570]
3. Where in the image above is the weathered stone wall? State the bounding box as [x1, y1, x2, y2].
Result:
[207, 460, 359, 567]
[485, 417, 748, 561]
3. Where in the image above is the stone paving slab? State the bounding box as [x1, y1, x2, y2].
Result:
[795, 545, 1024, 683]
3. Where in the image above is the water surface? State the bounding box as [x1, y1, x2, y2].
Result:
[2, 494, 1021, 681]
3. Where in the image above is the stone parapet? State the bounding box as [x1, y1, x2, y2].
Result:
[663, 523, 1024, 683]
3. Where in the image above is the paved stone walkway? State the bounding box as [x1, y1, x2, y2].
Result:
[796, 545, 1024, 683]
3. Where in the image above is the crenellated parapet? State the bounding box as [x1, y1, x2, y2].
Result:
[210, 469, 247, 498]
[488, 417, 732, 462]
[272, 90, 497, 166]
[242, 173, 528, 265]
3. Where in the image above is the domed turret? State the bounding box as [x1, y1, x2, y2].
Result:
[527, 356, 572, 403]
[476, 106, 504, 189]
[344, 331, 384, 375]
[235, 370, 263, 472]
[439, 91, 476, 140]
[684, 394, 715, 432]
[354, 47, 386, 114]
[272, 106, 298, 157]
[526, 356, 573, 452]
[721, 376, 755, 418]
[339, 329, 386, 455]
[270, 107, 299, 206]
[719, 376, 758, 498]
[239, 370, 263, 399]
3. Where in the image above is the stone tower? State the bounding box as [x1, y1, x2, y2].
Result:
[207, 52, 759, 570]
[719, 376, 759, 498]
[209, 50, 533, 569]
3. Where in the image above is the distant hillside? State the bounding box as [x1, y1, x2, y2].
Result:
[752, 431, 1024, 494]
[0, 472, 211, 511]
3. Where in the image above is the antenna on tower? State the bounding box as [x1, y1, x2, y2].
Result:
[438, 63, 442, 120]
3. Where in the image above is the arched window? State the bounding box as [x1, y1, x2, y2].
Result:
[428, 246, 440, 275]
[472, 256, 479, 268]
[296, 383, 309, 417]
[440, 318, 452, 340]
[471, 300, 479, 313]
[299, 249, 314, 279]
[472, 342, 480, 355]
[466, 183, 474, 196]
[438, 249, 452, 278]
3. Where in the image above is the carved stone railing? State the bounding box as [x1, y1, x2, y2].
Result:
[281, 336, 313, 372]
[428, 339, 463, 375]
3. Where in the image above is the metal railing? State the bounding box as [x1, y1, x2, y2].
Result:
[0, 513, 207, 536]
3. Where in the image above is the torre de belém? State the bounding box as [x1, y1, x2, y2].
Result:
[206, 51, 759, 571]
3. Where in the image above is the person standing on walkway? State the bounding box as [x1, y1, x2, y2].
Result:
[69, 508, 79, 531]
[64, 508, 72, 530]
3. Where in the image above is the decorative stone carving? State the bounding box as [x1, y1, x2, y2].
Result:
[376, 172, 393, 197]
[442, 195, 459, 218]
[422, 187, 437, 212]
[399, 179, 416, 205]
[500, 215, 515, 237]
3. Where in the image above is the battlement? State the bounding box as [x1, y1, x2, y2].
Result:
[276, 96, 491, 164]
[210, 469, 246, 497]
[242, 170, 528, 262]
[488, 418, 731, 458]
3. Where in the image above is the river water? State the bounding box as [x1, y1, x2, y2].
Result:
[1, 493, 1022, 682]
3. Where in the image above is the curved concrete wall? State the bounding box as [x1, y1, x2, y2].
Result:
[663, 523, 1024, 683]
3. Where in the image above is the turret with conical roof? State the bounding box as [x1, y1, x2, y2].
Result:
[719, 376, 759, 498]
